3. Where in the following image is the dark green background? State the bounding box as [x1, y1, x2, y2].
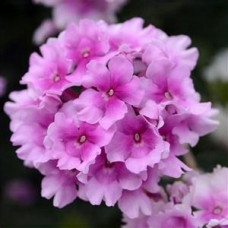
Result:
[0, 0, 227, 227]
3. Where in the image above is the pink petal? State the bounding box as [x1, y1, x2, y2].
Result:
[116, 76, 144, 106]
[83, 60, 111, 91]
[109, 56, 134, 86]
[74, 89, 104, 124]
[105, 132, 131, 162]
[118, 190, 152, 218]
[53, 184, 77, 208]
[100, 98, 127, 129]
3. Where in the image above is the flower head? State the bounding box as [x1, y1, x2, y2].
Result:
[5, 18, 217, 213]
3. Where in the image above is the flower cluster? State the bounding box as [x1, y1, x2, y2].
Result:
[33, 0, 128, 44]
[5, 18, 218, 214]
[122, 166, 228, 228]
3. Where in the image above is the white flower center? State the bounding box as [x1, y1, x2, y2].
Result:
[107, 89, 114, 97]
[134, 133, 141, 143]
[53, 75, 60, 82]
[164, 91, 172, 99]
[213, 206, 222, 215]
[81, 48, 90, 58]
[79, 135, 87, 144]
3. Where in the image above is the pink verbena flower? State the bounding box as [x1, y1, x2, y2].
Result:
[81, 56, 144, 129]
[122, 167, 228, 227]
[61, 20, 110, 66]
[44, 101, 114, 171]
[144, 59, 199, 105]
[105, 109, 165, 174]
[33, 0, 128, 44]
[189, 166, 228, 227]
[22, 39, 73, 95]
[5, 18, 218, 213]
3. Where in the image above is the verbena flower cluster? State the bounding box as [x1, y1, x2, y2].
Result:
[123, 166, 228, 228]
[33, 0, 127, 44]
[5, 18, 218, 215]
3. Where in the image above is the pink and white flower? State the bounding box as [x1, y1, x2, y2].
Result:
[81, 56, 144, 129]
[44, 101, 114, 172]
[22, 39, 73, 95]
[189, 167, 228, 226]
[106, 110, 165, 174]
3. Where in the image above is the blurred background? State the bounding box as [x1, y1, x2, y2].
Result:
[0, 0, 227, 227]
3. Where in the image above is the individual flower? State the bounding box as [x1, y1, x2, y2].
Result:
[61, 20, 110, 67]
[81, 56, 144, 129]
[189, 166, 228, 226]
[105, 109, 165, 174]
[22, 38, 73, 95]
[44, 101, 114, 172]
[144, 59, 200, 105]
